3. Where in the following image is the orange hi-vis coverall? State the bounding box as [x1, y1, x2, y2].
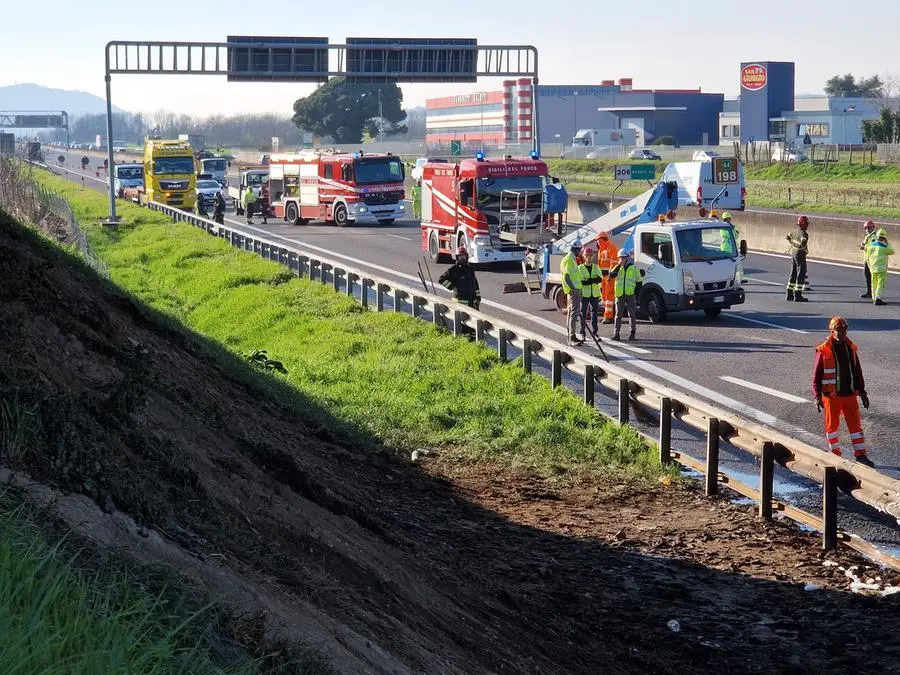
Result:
[812, 337, 868, 458]
[596, 237, 619, 322]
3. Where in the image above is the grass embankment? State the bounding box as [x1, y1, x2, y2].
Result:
[37, 170, 658, 478]
[546, 159, 900, 220]
[0, 489, 256, 674]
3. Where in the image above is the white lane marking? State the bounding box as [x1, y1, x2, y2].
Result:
[723, 312, 809, 334]
[752, 250, 900, 276]
[385, 234, 413, 241]
[744, 276, 783, 287]
[720, 376, 809, 404]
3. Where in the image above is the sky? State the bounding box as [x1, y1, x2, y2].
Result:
[3, 0, 900, 118]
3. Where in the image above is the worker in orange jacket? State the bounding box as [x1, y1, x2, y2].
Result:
[595, 230, 618, 324]
[811, 316, 874, 467]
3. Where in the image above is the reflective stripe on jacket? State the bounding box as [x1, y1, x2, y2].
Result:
[611, 262, 640, 297]
[561, 253, 582, 293]
[866, 235, 894, 274]
[578, 263, 602, 298]
[813, 337, 864, 398]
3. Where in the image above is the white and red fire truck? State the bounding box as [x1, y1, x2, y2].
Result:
[420, 154, 550, 264]
[267, 151, 406, 227]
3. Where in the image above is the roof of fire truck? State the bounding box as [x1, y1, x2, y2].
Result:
[268, 150, 400, 163]
[426, 152, 548, 178]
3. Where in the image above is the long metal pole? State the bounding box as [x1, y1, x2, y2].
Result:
[104, 69, 119, 222]
[532, 76, 540, 155]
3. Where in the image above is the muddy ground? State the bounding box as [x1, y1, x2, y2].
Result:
[1, 212, 899, 674]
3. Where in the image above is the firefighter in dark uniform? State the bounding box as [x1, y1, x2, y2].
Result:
[439, 247, 480, 309]
[786, 215, 810, 302]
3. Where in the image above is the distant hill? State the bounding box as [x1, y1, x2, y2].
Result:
[0, 83, 126, 119]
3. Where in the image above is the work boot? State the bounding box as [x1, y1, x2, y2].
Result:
[612, 333, 621, 341]
[856, 454, 875, 468]
[627, 332, 636, 341]
[875, 298, 886, 306]
[861, 292, 872, 298]
[786, 291, 795, 301]
[602, 318, 613, 325]
[794, 293, 809, 302]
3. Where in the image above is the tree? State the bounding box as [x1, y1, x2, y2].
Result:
[862, 107, 900, 143]
[292, 78, 406, 144]
[824, 74, 884, 98]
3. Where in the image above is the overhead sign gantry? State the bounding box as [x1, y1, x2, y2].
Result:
[0, 111, 69, 145]
[103, 36, 539, 222]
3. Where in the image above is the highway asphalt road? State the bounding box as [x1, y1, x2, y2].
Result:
[46, 153, 900, 551]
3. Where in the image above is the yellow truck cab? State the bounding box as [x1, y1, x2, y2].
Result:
[142, 139, 197, 210]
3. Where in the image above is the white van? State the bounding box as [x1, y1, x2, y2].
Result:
[200, 157, 229, 186]
[661, 161, 745, 212]
[112, 163, 143, 197]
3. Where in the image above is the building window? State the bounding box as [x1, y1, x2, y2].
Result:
[323, 164, 333, 179]
[732, 124, 740, 137]
[798, 123, 830, 138]
[426, 124, 505, 135]
[721, 125, 730, 138]
[769, 121, 787, 137]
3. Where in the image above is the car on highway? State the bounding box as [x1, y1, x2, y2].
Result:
[410, 157, 447, 182]
[195, 178, 223, 208]
[691, 150, 720, 162]
[628, 148, 662, 161]
[771, 146, 808, 163]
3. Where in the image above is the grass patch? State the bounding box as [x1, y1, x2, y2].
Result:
[0, 489, 258, 674]
[30, 170, 661, 479]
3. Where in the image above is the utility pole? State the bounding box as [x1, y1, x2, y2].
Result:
[378, 89, 383, 143]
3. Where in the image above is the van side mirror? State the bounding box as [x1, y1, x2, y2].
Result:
[739, 239, 748, 257]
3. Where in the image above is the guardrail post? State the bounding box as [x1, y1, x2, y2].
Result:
[299, 256, 309, 278]
[433, 303, 447, 331]
[308, 258, 318, 281]
[376, 283, 385, 311]
[705, 418, 720, 496]
[551, 350, 563, 388]
[618, 379, 629, 425]
[759, 442, 775, 520]
[361, 278, 371, 309]
[346, 272, 356, 297]
[522, 339, 533, 372]
[823, 466, 838, 551]
[475, 319, 487, 343]
[412, 295, 423, 318]
[395, 289, 406, 313]
[453, 309, 464, 336]
[659, 397, 672, 466]
[333, 268, 341, 293]
[584, 365, 595, 406]
[321, 262, 330, 286]
[498, 328, 509, 362]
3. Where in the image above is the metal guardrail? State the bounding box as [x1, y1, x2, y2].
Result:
[144, 200, 900, 569]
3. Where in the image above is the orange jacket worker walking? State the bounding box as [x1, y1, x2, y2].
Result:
[811, 316, 874, 467]
[595, 231, 618, 324]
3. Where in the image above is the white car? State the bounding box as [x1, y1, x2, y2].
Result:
[771, 147, 808, 163]
[410, 157, 448, 182]
[691, 150, 720, 162]
[195, 179, 223, 209]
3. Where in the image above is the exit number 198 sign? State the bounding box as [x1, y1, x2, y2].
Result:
[712, 157, 740, 184]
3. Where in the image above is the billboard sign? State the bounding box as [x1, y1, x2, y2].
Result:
[227, 36, 329, 82]
[741, 64, 768, 91]
[345, 37, 477, 83]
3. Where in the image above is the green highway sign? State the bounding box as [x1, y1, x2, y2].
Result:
[614, 163, 656, 181]
[450, 140, 462, 156]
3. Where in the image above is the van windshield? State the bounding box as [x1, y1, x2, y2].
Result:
[203, 159, 227, 172]
[676, 226, 738, 262]
[245, 172, 268, 187]
[116, 166, 143, 180]
[153, 157, 195, 175]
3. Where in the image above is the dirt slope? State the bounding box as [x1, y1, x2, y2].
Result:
[1, 213, 899, 675]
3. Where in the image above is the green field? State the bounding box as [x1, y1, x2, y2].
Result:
[36, 170, 660, 478]
[546, 159, 900, 220]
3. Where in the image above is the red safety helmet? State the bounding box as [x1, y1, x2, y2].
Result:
[597, 230, 610, 239]
[457, 246, 468, 258]
[797, 215, 810, 229]
[864, 219, 876, 230]
[583, 247, 595, 256]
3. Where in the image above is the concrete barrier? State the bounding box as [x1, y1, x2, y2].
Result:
[567, 192, 900, 271]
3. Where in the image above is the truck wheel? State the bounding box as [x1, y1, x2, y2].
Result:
[285, 203, 299, 226]
[704, 308, 722, 318]
[428, 230, 451, 263]
[333, 204, 348, 227]
[552, 286, 567, 313]
[642, 289, 667, 324]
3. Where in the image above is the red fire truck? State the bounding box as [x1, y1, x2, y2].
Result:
[267, 151, 406, 227]
[421, 154, 551, 264]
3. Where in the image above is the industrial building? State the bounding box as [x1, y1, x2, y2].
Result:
[425, 78, 724, 148]
[720, 61, 888, 147]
